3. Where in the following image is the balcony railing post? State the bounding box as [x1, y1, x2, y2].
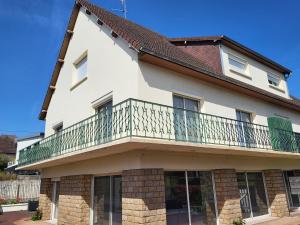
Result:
[129, 99, 132, 137]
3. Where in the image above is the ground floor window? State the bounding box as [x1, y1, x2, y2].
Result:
[237, 172, 268, 219]
[93, 176, 122, 225]
[164, 171, 217, 225]
[284, 171, 300, 208]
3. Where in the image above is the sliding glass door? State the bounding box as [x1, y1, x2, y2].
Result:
[173, 96, 200, 142]
[93, 176, 121, 225]
[284, 171, 300, 208]
[164, 171, 217, 225]
[237, 172, 269, 219]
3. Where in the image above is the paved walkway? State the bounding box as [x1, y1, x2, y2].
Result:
[2, 211, 300, 225]
[255, 214, 300, 225]
[0, 211, 48, 225]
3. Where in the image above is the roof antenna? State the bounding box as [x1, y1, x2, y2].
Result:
[112, 0, 127, 18]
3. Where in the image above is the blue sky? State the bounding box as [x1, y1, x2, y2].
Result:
[0, 0, 299, 137]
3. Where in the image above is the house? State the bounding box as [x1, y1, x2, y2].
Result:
[6, 133, 44, 174]
[17, 0, 300, 225]
[0, 135, 16, 157]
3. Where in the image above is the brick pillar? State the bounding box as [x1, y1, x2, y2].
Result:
[39, 178, 52, 220]
[214, 169, 242, 225]
[264, 170, 289, 217]
[122, 169, 166, 225]
[58, 175, 92, 225]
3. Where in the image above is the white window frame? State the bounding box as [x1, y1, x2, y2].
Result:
[228, 53, 249, 77]
[267, 72, 281, 87]
[71, 51, 88, 89]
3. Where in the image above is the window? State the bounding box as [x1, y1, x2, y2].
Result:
[74, 54, 87, 84]
[164, 171, 217, 225]
[95, 100, 113, 143]
[236, 110, 253, 147]
[267, 73, 280, 87]
[236, 110, 251, 123]
[228, 54, 247, 74]
[173, 95, 200, 142]
[237, 172, 268, 219]
[93, 176, 122, 225]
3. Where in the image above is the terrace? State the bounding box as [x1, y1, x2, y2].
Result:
[18, 98, 300, 167]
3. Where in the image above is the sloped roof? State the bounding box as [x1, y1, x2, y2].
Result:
[78, 0, 215, 74]
[39, 0, 300, 119]
[169, 35, 291, 74]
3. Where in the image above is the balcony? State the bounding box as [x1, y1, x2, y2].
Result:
[18, 98, 300, 167]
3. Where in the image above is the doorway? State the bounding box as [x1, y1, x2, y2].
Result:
[284, 171, 300, 209]
[92, 175, 122, 225]
[51, 181, 60, 221]
[237, 172, 269, 219]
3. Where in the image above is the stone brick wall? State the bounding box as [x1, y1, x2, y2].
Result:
[39, 178, 52, 220]
[213, 169, 242, 225]
[122, 169, 166, 225]
[264, 170, 289, 217]
[57, 175, 92, 225]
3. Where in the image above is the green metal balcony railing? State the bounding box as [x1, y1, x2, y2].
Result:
[18, 98, 300, 166]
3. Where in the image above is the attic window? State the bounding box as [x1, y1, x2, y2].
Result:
[268, 73, 280, 87]
[72, 52, 88, 87]
[228, 54, 247, 74]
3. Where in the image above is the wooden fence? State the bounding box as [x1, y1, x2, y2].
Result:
[0, 179, 40, 201]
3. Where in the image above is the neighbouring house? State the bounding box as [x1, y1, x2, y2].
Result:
[6, 133, 44, 174]
[16, 1, 300, 225]
[0, 135, 16, 158]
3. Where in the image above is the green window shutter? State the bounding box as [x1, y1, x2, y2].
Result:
[268, 117, 297, 152]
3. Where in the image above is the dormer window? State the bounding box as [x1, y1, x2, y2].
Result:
[267, 73, 280, 87]
[228, 54, 248, 74]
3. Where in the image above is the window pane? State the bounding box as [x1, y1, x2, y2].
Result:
[93, 177, 110, 225]
[247, 173, 268, 217]
[112, 176, 122, 225]
[173, 95, 184, 109]
[187, 172, 216, 225]
[185, 99, 198, 112]
[173, 96, 186, 141]
[96, 101, 113, 143]
[165, 172, 189, 225]
[284, 171, 300, 208]
[229, 57, 246, 71]
[236, 111, 251, 123]
[237, 173, 251, 219]
[268, 74, 279, 87]
[76, 56, 87, 81]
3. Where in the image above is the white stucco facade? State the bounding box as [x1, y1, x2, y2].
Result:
[220, 45, 290, 98]
[45, 9, 140, 136]
[44, 8, 300, 138]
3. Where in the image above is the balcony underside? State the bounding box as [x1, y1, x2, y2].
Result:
[17, 137, 300, 170]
